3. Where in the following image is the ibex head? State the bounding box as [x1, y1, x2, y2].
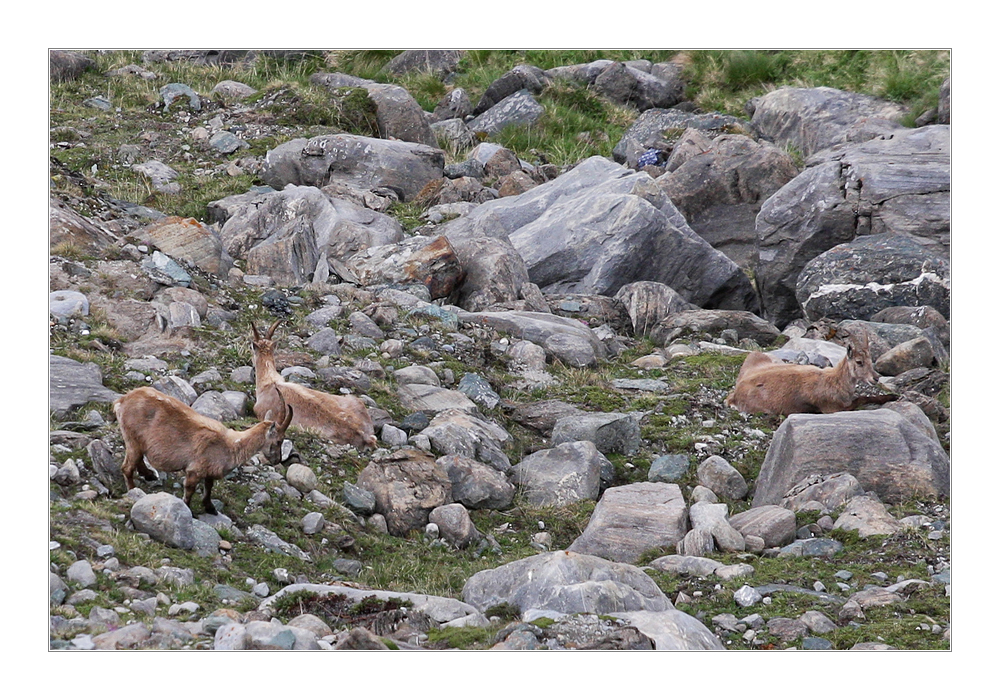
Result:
[260, 387, 293, 465]
[250, 320, 282, 357]
[835, 326, 879, 387]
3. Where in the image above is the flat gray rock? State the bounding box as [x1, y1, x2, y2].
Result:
[611, 610, 724, 650]
[551, 412, 641, 456]
[397, 383, 477, 416]
[753, 409, 950, 507]
[50, 355, 121, 419]
[569, 482, 688, 563]
[513, 440, 607, 507]
[463, 550, 670, 616]
[459, 310, 607, 368]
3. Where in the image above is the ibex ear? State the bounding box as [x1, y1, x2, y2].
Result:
[263, 409, 274, 422]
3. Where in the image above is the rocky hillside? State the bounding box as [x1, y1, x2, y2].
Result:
[48, 49, 951, 652]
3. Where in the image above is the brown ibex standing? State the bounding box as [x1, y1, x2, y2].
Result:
[114, 386, 293, 514]
[251, 320, 377, 449]
[725, 327, 897, 416]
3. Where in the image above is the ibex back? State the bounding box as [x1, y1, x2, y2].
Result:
[251, 320, 377, 448]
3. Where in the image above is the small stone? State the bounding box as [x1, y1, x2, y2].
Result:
[333, 558, 363, 577]
[66, 559, 97, 588]
[301, 512, 325, 535]
[734, 584, 762, 608]
[343, 482, 377, 516]
[802, 636, 834, 650]
[648, 454, 689, 483]
[285, 464, 319, 493]
[368, 514, 389, 534]
[800, 610, 838, 634]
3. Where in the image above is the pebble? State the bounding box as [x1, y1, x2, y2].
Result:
[301, 512, 325, 535]
[734, 585, 762, 607]
[801, 636, 833, 650]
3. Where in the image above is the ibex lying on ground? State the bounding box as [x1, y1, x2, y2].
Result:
[725, 327, 897, 416]
[251, 320, 377, 449]
[114, 386, 293, 514]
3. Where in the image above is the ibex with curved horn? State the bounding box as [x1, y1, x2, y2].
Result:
[251, 320, 377, 448]
[725, 327, 897, 416]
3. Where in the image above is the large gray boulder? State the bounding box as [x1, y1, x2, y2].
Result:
[467, 90, 545, 136]
[753, 161, 857, 327]
[688, 501, 745, 553]
[462, 550, 671, 615]
[753, 409, 950, 507]
[355, 448, 453, 536]
[437, 454, 515, 510]
[513, 441, 608, 507]
[780, 472, 866, 512]
[384, 50, 464, 78]
[591, 61, 685, 111]
[308, 71, 373, 90]
[568, 482, 688, 563]
[748, 86, 907, 158]
[614, 281, 697, 337]
[610, 610, 724, 650]
[795, 233, 950, 322]
[364, 82, 438, 147]
[870, 305, 950, 349]
[472, 64, 550, 115]
[545, 59, 616, 85]
[49, 355, 121, 419]
[754, 124, 950, 327]
[419, 409, 513, 474]
[504, 158, 756, 308]
[510, 400, 586, 436]
[458, 310, 608, 367]
[446, 235, 532, 312]
[431, 89, 474, 123]
[727, 505, 797, 548]
[612, 108, 754, 169]
[129, 493, 197, 550]
[813, 125, 950, 249]
[938, 77, 950, 124]
[50, 50, 96, 82]
[650, 309, 780, 347]
[50, 197, 119, 255]
[217, 185, 403, 286]
[261, 133, 445, 202]
[437, 156, 756, 312]
[346, 235, 464, 300]
[551, 412, 641, 456]
[657, 131, 799, 267]
[190, 391, 239, 422]
[397, 384, 477, 417]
